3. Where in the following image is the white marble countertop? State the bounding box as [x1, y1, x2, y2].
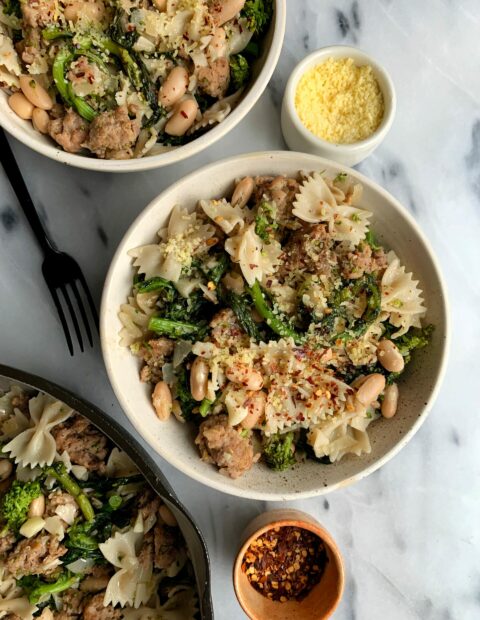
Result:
[1, 1, 479, 618]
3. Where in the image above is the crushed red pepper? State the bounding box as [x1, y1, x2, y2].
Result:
[241, 525, 328, 602]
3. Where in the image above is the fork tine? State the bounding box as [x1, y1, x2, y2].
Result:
[77, 271, 99, 332]
[49, 286, 74, 356]
[70, 280, 93, 347]
[59, 285, 84, 353]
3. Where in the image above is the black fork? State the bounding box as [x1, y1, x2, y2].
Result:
[0, 129, 98, 355]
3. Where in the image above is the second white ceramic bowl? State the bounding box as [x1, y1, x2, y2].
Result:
[0, 1, 286, 172]
[281, 46, 396, 166]
[101, 151, 449, 501]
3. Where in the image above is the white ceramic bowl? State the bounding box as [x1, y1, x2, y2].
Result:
[281, 46, 396, 167]
[101, 151, 449, 500]
[0, 2, 285, 173]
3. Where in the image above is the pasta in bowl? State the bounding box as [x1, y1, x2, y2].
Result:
[101, 152, 449, 500]
[0, 365, 213, 620]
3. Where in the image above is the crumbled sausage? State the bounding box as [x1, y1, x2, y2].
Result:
[278, 224, 336, 281]
[0, 530, 16, 557]
[83, 593, 121, 620]
[52, 414, 109, 473]
[21, 0, 57, 27]
[209, 308, 250, 351]
[137, 337, 175, 384]
[54, 589, 85, 619]
[197, 57, 230, 98]
[253, 176, 300, 227]
[45, 490, 79, 522]
[153, 522, 181, 569]
[6, 534, 66, 577]
[196, 414, 254, 478]
[339, 243, 387, 280]
[135, 487, 161, 528]
[85, 105, 140, 159]
[48, 109, 88, 154]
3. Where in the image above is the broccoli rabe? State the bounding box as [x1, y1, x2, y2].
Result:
[254, 201, 278, 243]
[1, 480, 42, 533]
[263, 432, 296, 471]
[229, 54, 250, 90]
[148, 316, 208, 340]
[174, 366, 197, 421]
[43, 462, 95, 522]
[19, 571, 81, 604]
[218, 285, 264, 342]
[241, 0, 273, 35]
[2, 0, 21, 17]
[394, 324, 434, 365]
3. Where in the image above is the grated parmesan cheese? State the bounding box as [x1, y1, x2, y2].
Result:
[295, 57, 385, 144]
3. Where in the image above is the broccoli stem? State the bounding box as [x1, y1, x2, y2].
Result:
[248, 281, 305, 344]
[52, 48, 97, 122]
[198, 398, 213, 417]
[42, 26, 73, 40]
[148, 316, 202, 339]
[219, 285, 263, 341]
[24, 572, 81, 604]
[45, 464, 95, 522]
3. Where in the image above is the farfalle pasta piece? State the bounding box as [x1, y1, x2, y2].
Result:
[129, 206, 215, 283]
[118, 291, 159, 347]
[0, 597, 38, 620]
[307, 411, 373, 462]
[122, 587, 199, 620]
[330, 204, 372, 245]
[381, 251, 426, 337]
[225, 223, 281, 286]
[3, 396, 72, 468]
[292, 172, 337, 223]
[199, 198, 248, 234]
[100, 523, 156, 609]
[106, 447, 138, 477]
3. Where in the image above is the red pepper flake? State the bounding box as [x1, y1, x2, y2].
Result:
[241, 526, 328, 603]
[180, 110, 188, 118]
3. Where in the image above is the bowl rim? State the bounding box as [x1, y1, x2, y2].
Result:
[100, 150, 451, 501]
[283, 45, 397, 153]
[232, 509, 345, 620]
[0, 363, 214, 619]
[0, 1, 286, 173]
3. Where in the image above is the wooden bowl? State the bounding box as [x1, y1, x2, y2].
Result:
[233, 509, 344, 620]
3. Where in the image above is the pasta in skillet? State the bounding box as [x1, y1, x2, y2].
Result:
[0, 387, 198, 619]
[119, 169, 433, 478]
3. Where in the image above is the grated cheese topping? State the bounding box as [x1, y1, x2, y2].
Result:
[295, 57, 385, 144]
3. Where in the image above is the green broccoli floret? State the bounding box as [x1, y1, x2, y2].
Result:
[263, 432, 296, 471]
[3, 0, 21, 17]
[1, 480, 42, 533]
[395, 324, 434, 365]
[19, 571, 81, 604]
[229, 54, 250, 90]
[241, 0, 273, 35]
[254, 201, 278, 243]
[43, 462, 95, 522]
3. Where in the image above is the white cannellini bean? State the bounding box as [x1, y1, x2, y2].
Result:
[241, 391, 266, 429]
[19, 516, 45, 538]
[231, 176, 255, 208]
[152, 381, 172, 421]
[152, 0, 167, 9]
[8, 92, 34, 119]
[159, 504, 178, 527]
[376, 339, 405, 373]
[32, 108, 50, 134]
[164, 98, 199, 136]
[19, 75, 53, 110]
[64, 0, 105, 22]
[158, 66, 189, 108]
[356, 373, 386, 406]
[226, 363, 263, 391]
[80, 574, 110, 592]
[28, 494, 45, 518]
[382, 383, 399, 419]
[190, 357, 209, 401]
[210, 0, 246, 26]
[0, 460, 12, 481]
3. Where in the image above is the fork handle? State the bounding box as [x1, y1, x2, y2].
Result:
[0, 129, 56, 255]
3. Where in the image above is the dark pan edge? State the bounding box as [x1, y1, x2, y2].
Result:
[0, 363, 214, 620]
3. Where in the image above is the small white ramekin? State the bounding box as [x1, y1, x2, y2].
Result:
[281, 46, 396, 166]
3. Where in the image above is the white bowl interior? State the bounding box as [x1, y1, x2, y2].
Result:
[101, 151, 449, 500]
[0, 1, 285, 172]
